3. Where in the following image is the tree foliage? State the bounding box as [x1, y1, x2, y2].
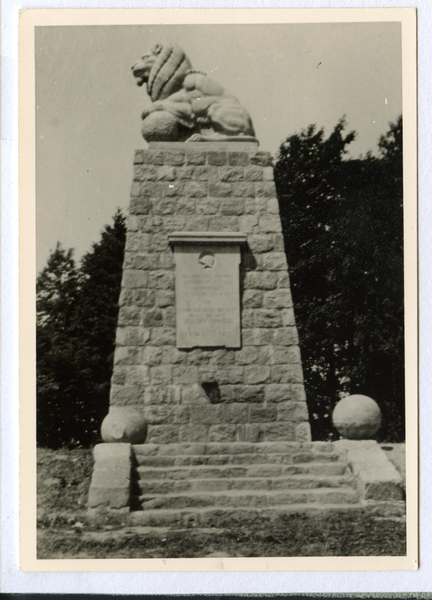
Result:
[37, 211, 126, 448]
[274, 117, 404, 442]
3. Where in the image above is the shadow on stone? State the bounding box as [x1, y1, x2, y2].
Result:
[201, 381, 223, 404]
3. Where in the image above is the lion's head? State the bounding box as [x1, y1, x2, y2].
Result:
[131, 43, 192, 102]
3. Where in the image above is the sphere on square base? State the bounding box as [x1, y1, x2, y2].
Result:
[332, 394, 382, 440]
[101, 407, 147, 444]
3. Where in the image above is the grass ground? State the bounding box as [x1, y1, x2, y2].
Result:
[37, 447, 406, 559]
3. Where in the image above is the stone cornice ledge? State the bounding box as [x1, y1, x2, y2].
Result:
[168, 231, 247, 245]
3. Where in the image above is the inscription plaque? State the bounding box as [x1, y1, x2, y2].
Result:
[169, 232, 247, 348]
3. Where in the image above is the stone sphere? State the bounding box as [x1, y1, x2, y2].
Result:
[141, 112, 179, 142]
[332, 394, 382, 440]
[101, 407, 147, 444]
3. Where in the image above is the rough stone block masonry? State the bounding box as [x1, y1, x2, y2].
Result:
[105, 140, 311, 445]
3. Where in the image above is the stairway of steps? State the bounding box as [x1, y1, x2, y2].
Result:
[129, 441, 363, 527]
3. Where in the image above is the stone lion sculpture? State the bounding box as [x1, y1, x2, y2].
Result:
[131, 43, 256, 143]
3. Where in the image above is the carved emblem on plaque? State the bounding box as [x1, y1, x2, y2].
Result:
[198, 251, 216, 269]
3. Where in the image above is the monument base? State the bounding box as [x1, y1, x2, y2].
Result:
[88, 440, 405, 524]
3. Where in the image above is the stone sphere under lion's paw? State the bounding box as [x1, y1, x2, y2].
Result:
[332, 394, 382, 439]
[141, 112, 179, 142]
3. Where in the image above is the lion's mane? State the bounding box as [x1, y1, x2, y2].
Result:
[146, 44, 193, 102]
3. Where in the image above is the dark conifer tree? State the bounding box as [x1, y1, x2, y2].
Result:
[36, 245, 80, 448]
[274, 117, 404, 442]
[37, 211, 126, 448]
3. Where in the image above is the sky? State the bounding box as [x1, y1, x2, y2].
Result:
[35, 22, 402, 273]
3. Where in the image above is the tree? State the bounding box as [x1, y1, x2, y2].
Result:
[37, 245, 80, 448]
[274, 118, 404, 442]
[37, 211, 127, 448]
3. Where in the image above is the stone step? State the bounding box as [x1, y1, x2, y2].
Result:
[134, 451, 342, 468]
[134, 473, 355, 495]
[137, 488, 360, 510]
[136, 461, 346, 481]
[127, 504, 368, 528]
[133, 441, 335, 458]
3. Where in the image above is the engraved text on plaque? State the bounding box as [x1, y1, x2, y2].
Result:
[169, 232, 246, 348]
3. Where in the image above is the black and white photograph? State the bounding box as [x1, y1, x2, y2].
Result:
[18, 9, 417, 571]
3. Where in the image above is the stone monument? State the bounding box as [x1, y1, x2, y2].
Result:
[100, 42, 311, 446]
[88, 45, 405, 521]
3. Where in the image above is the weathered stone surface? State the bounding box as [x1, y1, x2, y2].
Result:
[184, 216, 210, 231]
[235, 346, 260, 365]
[208, 424, 237, 442]
[147, 424, 181, 443]
[208, 151, 228, 166]
[241, 328, 273, 346]
[196, 199, 221, 215]
[113, 346, 142, 366]
[239, 215, 259, 235]
[250, 151, 273, 167]
[110, 384, 140, 405]
[187, 152, 207, 165]
[259, 216, 282, 233]
[295, 422, 312, 443]
[247, 235, 274, 253]
[150, 327, 176, 346]
[232, 182, 256, 197]
[335, 440, 405, 503]
[171, 235, 244, 348]
[228, 152, 250, 166]
[116, 326, 150, 347]
[232, 385, 265, 403]
[244, 272, 278, 290]
[290, 383, 307, 402]
[273, 327, 298, 346]
[264, 384, 291, 403]
[209, 182, 233, 197]
[244, 166, 263, 181]
[277, 402, 309, 422]
[88, 486, 131, 509]
[209, 216, 239, 231]
[101, 408, 147, 444]
[122, 270, 148, 289]
[94, 442, 131, 462]
[178, 424, 208, 443]
[271, 364, 304, 384]
[105, 142, 307, 449]
[220, 198, 245, 215]
[164, 151, 186, 166]
[242, 289, 264, 309]
[281, 308, 296, 327]
[152, 199, 177, 216]
[244, 366, 271, 385]
[263, 252, 288, 271]
[147, 271, 174, 290]
[254, 309, 283, 328]
[213, 367, 244, 385]
[359, 470, 405, 501]
[265, 422, 296, 442]
[175, 199, 197, 216]
[220, 167, 244, 182]
[142, 308, 163, 328]
[333, 395, 382, 440]
[150, 365, 173, 385]
[221, 404, 248, 423]
[249, 406, 277, 423]
[256, 182, 277, 197]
